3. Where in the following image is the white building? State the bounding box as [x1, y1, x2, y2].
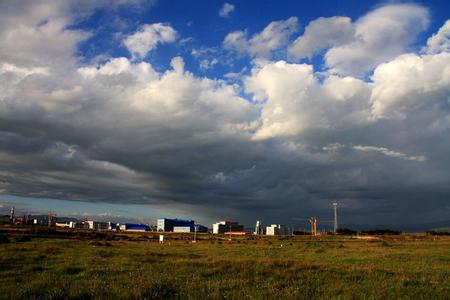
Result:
[83, 220, 109, 230]
[55, 221, 81, 229]
[266, 224, 289, 235]
[173, 226, 192, 233]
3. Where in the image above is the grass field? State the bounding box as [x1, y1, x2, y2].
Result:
[0, 228, 449, 299]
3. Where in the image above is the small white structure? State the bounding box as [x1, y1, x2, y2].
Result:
[159, 235, 164, 244]
[84, 220, 95, 229]
[266, 224, 288, 235]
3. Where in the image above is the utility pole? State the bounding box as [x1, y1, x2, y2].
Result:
[10, 206, 15, 223]
[193, 225, 197, 243]
[48, 212, 53, 227]
[333, 203, 338, 233]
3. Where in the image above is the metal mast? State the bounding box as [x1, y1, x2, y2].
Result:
[333, 203, 338, 233]
[254, 220, 261, 235]
[10, 206, 15, 223]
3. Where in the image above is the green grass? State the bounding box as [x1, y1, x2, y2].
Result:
[0, 231, 449, 299]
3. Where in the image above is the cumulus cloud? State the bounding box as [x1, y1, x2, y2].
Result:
[288, 16, 354, 60]
[78, 57, 159, 82]
[219, 3, 235, 18]
[370, 52, 450, 119]
[288, 4, 430, 76]
[425, 20, 450, 54]
[124, 23, 177, 59]
[223, 17, 298, 58]
[0, 1, 90, 72]
[244, 61, 371, 139]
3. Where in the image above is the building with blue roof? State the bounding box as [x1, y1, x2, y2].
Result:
[157, 218, 194, 232]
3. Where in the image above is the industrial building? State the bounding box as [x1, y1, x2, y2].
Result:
[157, 218, 195, 232]
[123, 223, 150, 232]
[212, 221, 244, 234]
[173, 224, 208, 233]
[83, 220, 109, 230]
[266, 224, 289, 235]
[55, 221, 82, 229]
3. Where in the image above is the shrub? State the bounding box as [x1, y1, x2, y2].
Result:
[426, 230, 450, 236]
[0, 234, 9, 244]
[336, 228, 357, 235]
[360, 229, 401, 235]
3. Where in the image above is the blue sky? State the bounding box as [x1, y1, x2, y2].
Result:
[0, 0, 449, 227]
[73, 1, 449, 75]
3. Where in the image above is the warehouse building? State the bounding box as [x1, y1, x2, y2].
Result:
[157, 218, 195, 232]
[173, 224, 208, 233]
[83, 220, 109, 230]
[266, 224, 289, 235]
[124, 223, 150, 232]
[212, 221, 244, 234]
[55, 221, 82, 229]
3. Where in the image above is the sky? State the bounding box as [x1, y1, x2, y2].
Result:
[0, 0, 449, 227]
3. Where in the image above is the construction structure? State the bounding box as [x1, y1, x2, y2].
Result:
[310, 217, 318, 236]
[266, 224, 288, 235]
[212, 220, 244, 234]
[47, 212, 54, 227]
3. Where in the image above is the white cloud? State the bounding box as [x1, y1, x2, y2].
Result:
[223, 17, 298, 58]
[288, 16, 354, 60]
[0, 1, 90, 72]
[77, 57, 158, 82]
[370, 52, 450, 119]
[123, 23, 177, 59]
[199, 58, 219, 70]
[425, 20, 450, 54]
[219, 3, 235, 18]
[0, 63, 49, 79]
[326, 4, 429, 76]
[131, 56, 256, 126]
[353, 145, 426, 162]
[244, 60, 371, 139]
[288, 4, 430, 76]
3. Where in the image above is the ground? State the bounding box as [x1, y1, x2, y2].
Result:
[0, 227, 449, 299]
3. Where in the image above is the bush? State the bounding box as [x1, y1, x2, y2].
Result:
[336, 228, 357, 235]
[0, 235, 10, 244]
[426, 230, 450, 236]
[293, 231, 310, 235]
[360, 229, 401, 235]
